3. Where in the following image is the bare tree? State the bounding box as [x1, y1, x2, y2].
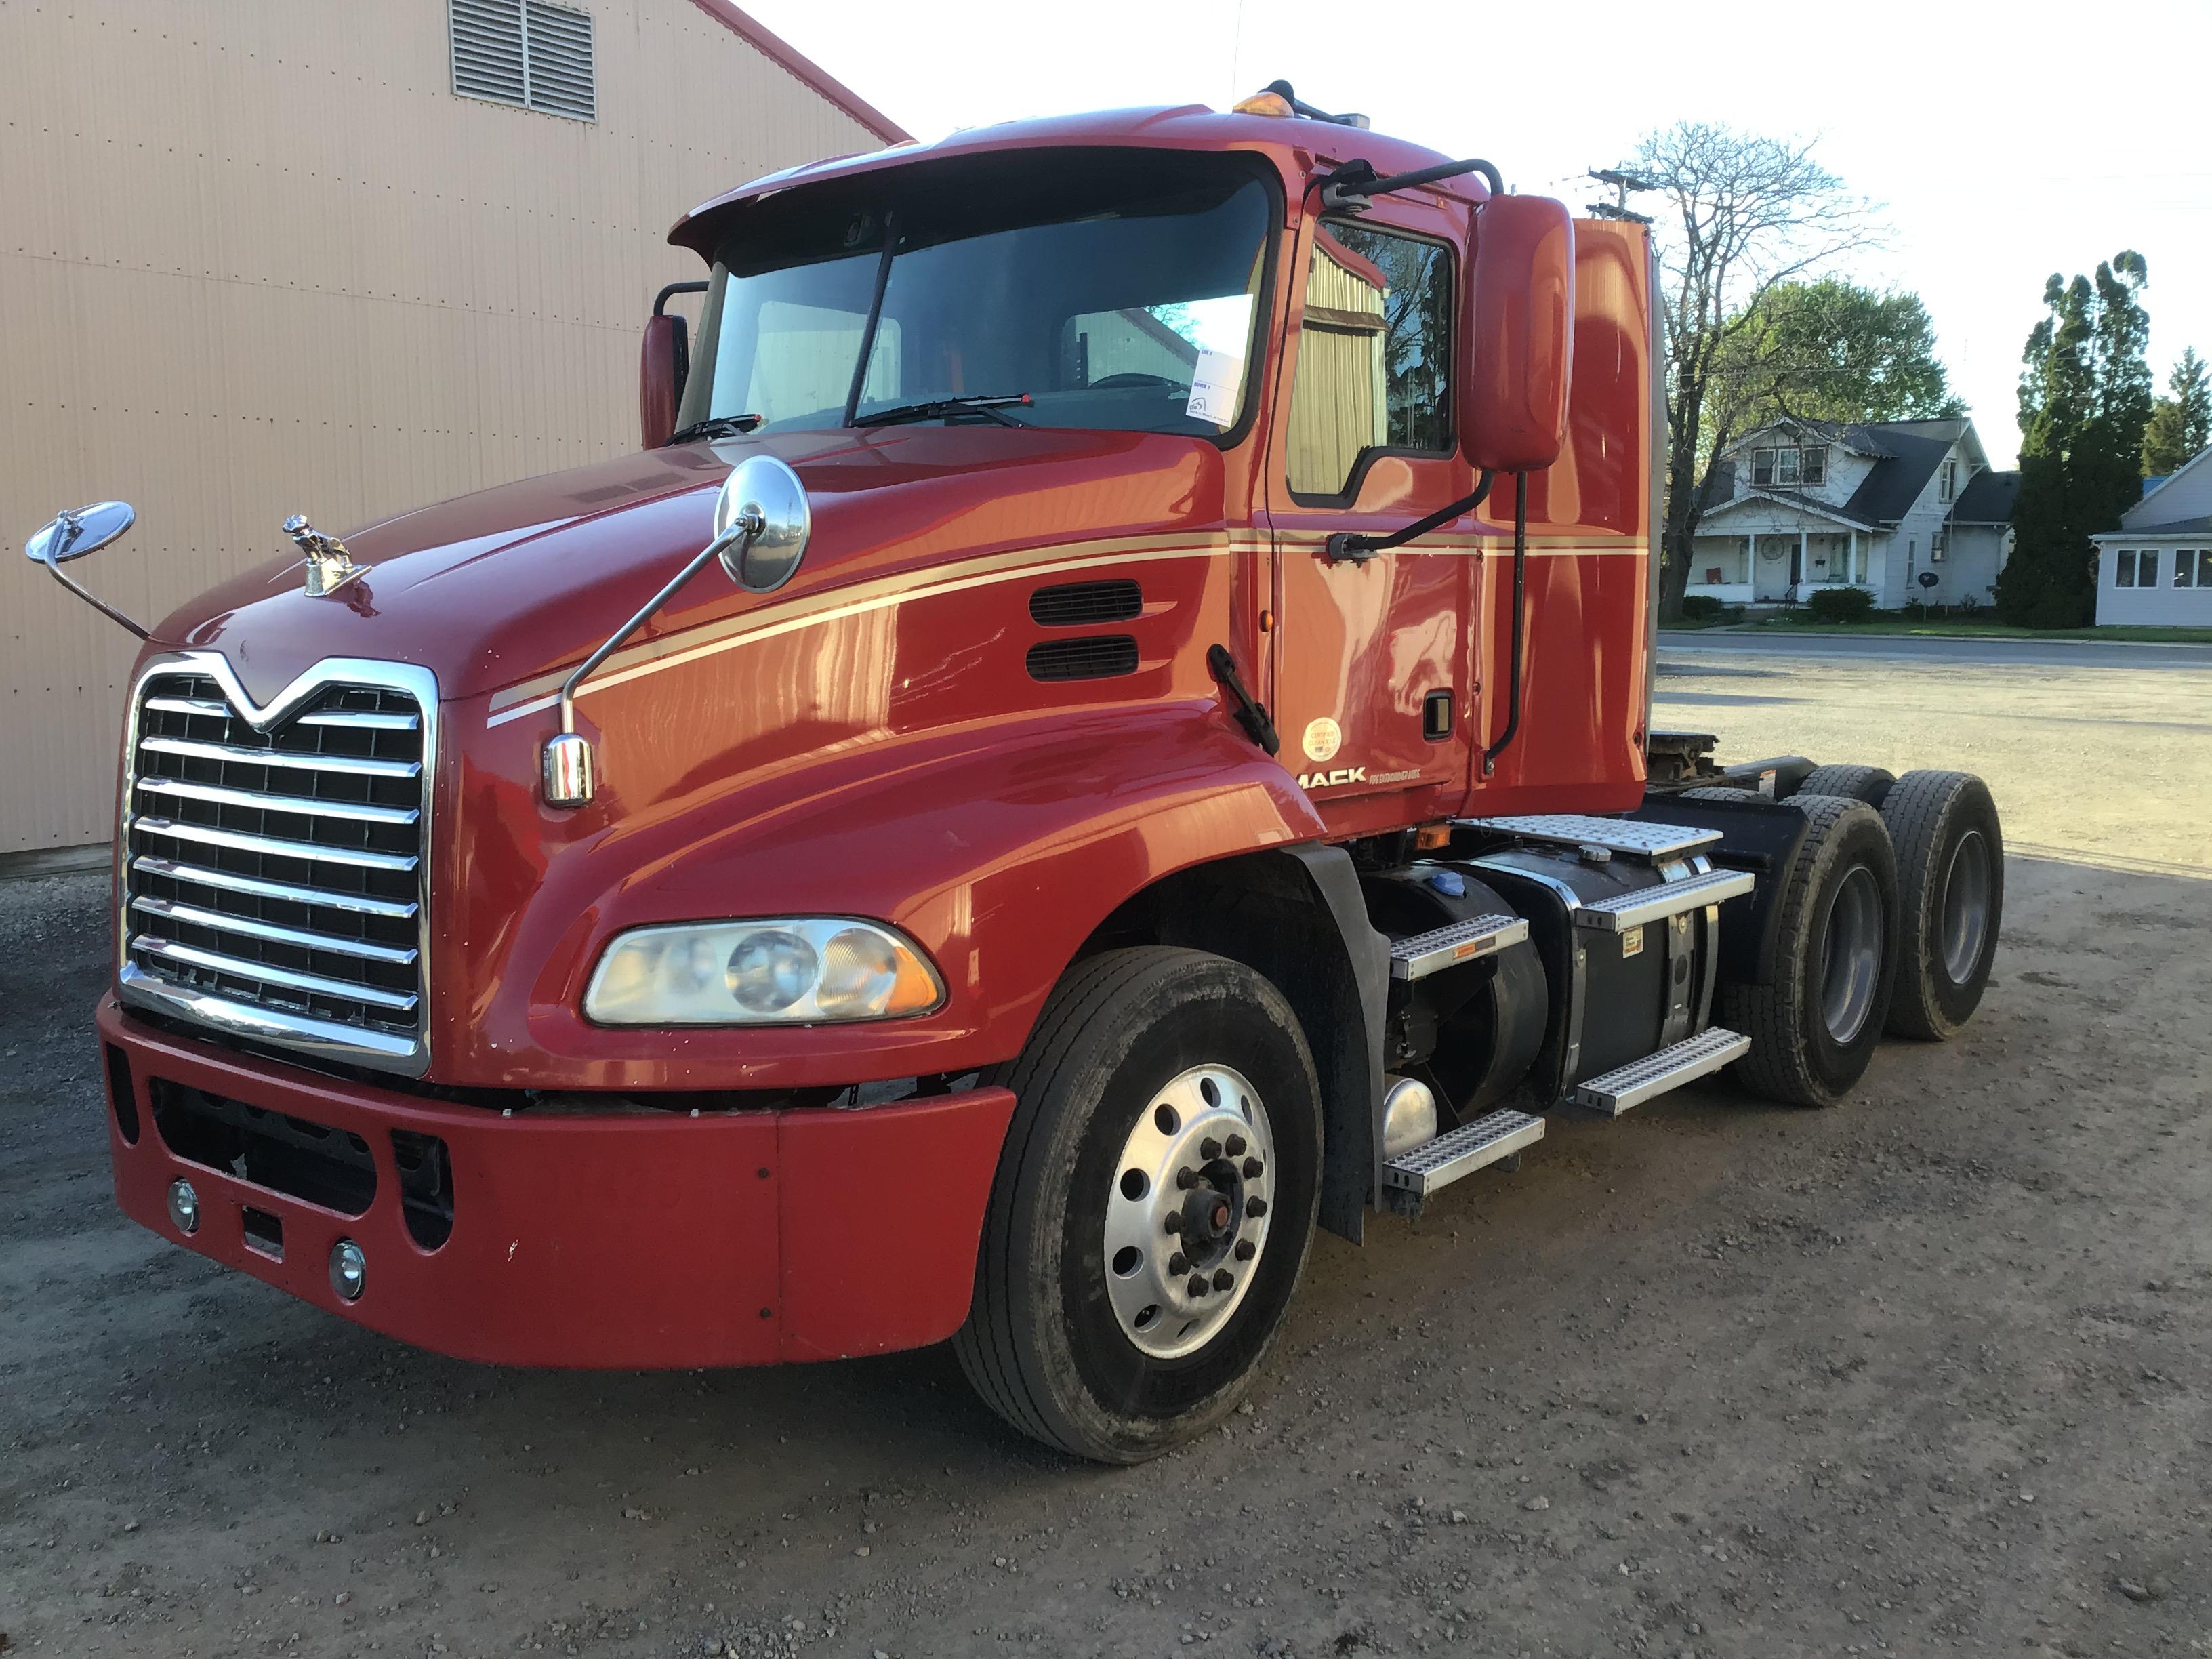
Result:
[1633, 123, 1875, 619]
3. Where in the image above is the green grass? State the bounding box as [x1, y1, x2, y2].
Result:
[1666, 615, 2212, 644]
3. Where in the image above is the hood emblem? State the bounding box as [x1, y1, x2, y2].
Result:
[283, 514, 366, 596]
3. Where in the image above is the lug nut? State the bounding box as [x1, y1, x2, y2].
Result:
[1226, 1134, 1247, 1158]
[1176, 1167, 1199, 1190]
[1246, 1197, 1267, 1218]
[1168, 1252, 1189, 1275]
[1163, 1212, 1183, 1234]
[1200, 1137, 1222, 1160]
[1243, 1156, 1264, 1179]
[1212, 1268, 1234, 1292]
[1187, 1274, 1209, 1298]
[1234, 1239, 1256, 1261]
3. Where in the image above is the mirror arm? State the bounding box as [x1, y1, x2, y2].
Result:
[556, 518, 756, 739]
[1325, 472, 1493, 565]
[39, 539, 150, 641]
[1318, 157, 1504, 211]
[1480, 472, 1530, 778]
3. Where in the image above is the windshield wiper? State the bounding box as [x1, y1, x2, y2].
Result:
[666, 413, 763, 444]
[853, 394, 1033, 429]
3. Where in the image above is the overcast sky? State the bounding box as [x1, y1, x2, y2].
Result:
[743, 0, 2212, 470]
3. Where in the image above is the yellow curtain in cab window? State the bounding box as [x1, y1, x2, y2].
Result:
[1286, 228, 1388, 495]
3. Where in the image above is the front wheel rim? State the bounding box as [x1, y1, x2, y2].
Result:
[1102, 1064, 1275, 1361]
[1818, 864, 1884, 1045]
[1939, 829, 1992, 985]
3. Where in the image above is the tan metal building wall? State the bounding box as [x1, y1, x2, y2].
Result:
[0, 0, 901, 854]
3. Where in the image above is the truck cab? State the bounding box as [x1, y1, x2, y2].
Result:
[33, 88, 2003, 1462]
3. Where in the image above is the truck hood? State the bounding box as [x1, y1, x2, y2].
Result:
[155, 426, 1228, 708]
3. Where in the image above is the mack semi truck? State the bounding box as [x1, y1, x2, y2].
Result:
[30, 85, 2002, 1463]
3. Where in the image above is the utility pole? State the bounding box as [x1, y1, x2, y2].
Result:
[1586, 167, 1656, 224]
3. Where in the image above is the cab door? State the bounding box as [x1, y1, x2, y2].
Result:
[1262, 202, 1482, 830]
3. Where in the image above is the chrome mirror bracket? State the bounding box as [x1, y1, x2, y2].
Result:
[540, 514, 760, 809]
[539, 455, 810, 808]
[24, 501, 150, 639]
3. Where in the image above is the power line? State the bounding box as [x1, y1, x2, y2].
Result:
[1586, 167, 1656, 224]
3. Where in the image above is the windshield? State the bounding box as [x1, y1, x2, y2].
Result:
[680, 151, 1275, 439]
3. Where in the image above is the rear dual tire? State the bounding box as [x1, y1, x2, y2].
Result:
[1722, 794, 1900, 1107]
[1880, 770, 2003, 1040]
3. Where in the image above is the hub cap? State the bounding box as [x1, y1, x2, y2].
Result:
[1939, 829, 1992, 985]
[1818, 863, 1884, 1045]
[1103, 1064, 1275, 1360]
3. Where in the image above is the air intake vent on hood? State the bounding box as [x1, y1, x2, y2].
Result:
[1026, 636, 1140, 682]
[1029, 579, 1142, 628]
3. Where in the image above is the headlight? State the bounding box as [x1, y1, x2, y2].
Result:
[583, 919, 945, 1026]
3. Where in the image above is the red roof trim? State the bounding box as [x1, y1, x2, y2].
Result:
[682, 0, 911, 144]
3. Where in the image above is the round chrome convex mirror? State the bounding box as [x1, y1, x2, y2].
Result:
[25, 500, 135, 566]
[715, 455, 811, 592]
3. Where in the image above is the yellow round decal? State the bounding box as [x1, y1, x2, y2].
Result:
[1302, 717, 1343, 764]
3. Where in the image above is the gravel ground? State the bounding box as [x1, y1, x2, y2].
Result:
[3, 645, 2208, 1659]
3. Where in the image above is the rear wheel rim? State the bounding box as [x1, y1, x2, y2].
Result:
[1103, 1064, 1275, 1361]
[1818, 865, 1883, 1045]
[1939, 830, 1992, 985]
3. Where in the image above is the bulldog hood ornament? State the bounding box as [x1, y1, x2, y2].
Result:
[283, 514, 365, 596]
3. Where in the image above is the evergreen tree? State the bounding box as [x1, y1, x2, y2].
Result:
[1999, 252, 2151, 628]
[2142, 346, 2211, 476]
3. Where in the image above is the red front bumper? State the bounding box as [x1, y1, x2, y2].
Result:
[96, 997, 1015, 1368]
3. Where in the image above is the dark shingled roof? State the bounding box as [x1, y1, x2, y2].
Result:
[1838, 422, 1970, 525]
[1951, 468, 2020, 525]
[2128, 514, 2212, 536]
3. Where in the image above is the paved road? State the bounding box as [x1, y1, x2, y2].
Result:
[1659, 629, 2212, 670]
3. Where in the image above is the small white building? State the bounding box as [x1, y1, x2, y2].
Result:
[2091, 445, 2212, 626]
[1689, 417, 2018, 609]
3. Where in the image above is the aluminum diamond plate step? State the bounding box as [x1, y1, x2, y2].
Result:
[1572, 867, 1755, 932]
[1572, 1027, 1750, 1116]
[1388, 913, 1529, 981]
[1457, 813, 1721, 862]
[1382, 1108, 1546, 1196]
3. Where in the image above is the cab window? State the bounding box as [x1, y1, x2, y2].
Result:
[1286, 220, 1452, 497]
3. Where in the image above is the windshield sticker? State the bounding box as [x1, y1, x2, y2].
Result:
[1167, 293, 1254, 427]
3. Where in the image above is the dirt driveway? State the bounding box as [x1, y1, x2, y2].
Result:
[3, 644, 2208, 1659]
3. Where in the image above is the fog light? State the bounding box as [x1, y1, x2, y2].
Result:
[329, 1238, 367, 1303]
[166, 1178, 200, 1235]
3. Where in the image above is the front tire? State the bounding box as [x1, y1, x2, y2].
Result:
[1722, 794, 1900, 1107]
[954, 947, 1322, 1463]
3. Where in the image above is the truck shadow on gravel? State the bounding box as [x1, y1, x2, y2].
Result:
[3, 855, 2207, 1659]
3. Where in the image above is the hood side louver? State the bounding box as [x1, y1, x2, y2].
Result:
[1029, 579, 1142, 628]
[1026, 636, 1140, 682]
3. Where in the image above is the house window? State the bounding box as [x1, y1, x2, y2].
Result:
[2135, 549, 2159, 586]
[2114, 550, 2135, 587]
[1751, 448, 1776, 488]
[450, 0, 596, 121]
[2177, 549, 2208, 588]
[1939, 459, 1957, 503]
[1800, 446, 1827, 486]
[1286, 220, 1453, 497]
[1776, 447, 1802, 486]
[1929, 527, 1948, 562]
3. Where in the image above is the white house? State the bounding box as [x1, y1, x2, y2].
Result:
[1689, 417, 2018, 609]
[2091, 445, 2212, 626]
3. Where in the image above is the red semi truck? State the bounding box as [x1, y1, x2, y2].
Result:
[31, 86, 2001, 1462]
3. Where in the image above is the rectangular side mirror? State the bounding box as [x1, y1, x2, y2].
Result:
[640, 312, 688, 450]
[1459, 195, 1575, 473]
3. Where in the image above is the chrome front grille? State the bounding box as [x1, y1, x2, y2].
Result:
[118, 658, 436, 1074]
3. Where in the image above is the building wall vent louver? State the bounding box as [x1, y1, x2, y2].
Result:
[451, 0, 596, 121]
